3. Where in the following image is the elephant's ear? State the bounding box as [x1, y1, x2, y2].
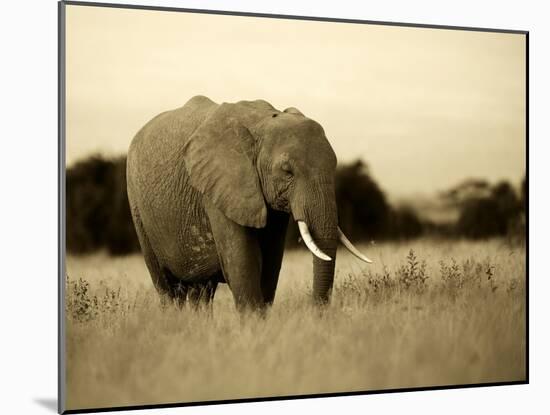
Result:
[183, 103, 267, 228]
[283, 107, 304, 116]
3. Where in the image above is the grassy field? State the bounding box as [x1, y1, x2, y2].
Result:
[64, 238, 526, 411]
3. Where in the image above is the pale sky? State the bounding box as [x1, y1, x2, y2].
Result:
[65, 5, 526, 196]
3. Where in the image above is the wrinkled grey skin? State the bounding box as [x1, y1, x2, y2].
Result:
[127, 95, 338, 311]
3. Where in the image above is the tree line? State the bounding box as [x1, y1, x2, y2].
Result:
[66, 156, 526, 255]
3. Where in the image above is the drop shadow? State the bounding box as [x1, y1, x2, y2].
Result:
[34, 398, 57, 413]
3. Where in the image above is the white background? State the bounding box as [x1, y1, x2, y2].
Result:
[0, 0, 546, 414]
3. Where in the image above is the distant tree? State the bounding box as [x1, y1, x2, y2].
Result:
[493, 181, 521, 221]
[441, 179, 492, 207]
[67, 156, 113, 253]
[335, 160, 391, 241]
[66, 155, 139, 255]
[456, 198, 502, 238]
[285, 159, 424, 248]
[454, 179, 522, 239]
[68, 156, 426, 254]
[388, 205, 424, 239]
[103, 157, 140, 254]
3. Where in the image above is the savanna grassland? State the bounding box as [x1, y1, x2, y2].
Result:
[65, 239, 526, 411]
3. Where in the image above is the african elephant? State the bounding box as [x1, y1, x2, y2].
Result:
[126, 95, 371, 312]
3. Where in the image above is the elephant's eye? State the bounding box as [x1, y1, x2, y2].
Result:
[281, 161, 293, 177]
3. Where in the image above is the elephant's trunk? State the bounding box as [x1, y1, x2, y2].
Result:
[292, 186, 338, 304]
[311, 236, 337, 303]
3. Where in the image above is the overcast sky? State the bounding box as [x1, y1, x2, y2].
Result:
[65, 5, 526, 196]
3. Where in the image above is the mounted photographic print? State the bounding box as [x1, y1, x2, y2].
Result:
[59, 1, 528, 413]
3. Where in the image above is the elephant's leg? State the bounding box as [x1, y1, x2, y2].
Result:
[188, 279, 218, 310]
[131, 208, 175, 302]
[163, 269, 190, 309]
[259, 209, 290, 304]
[204, 201, 264, 312]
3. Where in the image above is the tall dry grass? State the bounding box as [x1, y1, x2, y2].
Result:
[65, 238, 526, 411]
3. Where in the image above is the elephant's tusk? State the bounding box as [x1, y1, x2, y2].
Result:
[297, 221, 332, 261]
[337, 226, 373, 264]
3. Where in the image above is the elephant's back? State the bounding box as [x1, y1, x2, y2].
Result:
[127, 96, 217, 174]
[127, 95, 217, 200]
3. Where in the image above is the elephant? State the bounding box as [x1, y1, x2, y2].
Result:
[126, 95, 371, 312]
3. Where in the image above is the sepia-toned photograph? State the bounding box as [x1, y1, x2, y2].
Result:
[60, 2, 527, 413]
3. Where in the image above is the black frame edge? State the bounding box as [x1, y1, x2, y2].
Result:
[61, 0, 528, 35]
[525, 31, 529, 384]
[58, 1, 67, 414]
[64, 380, 528, 414]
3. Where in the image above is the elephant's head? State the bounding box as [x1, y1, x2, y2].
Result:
[183, 97, 371, 303]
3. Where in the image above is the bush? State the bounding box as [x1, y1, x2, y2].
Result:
[396, 249, 429, 292]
